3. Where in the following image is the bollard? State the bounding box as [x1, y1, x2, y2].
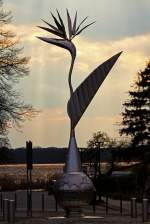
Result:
[14, 193, 17, 210]
[92, 191, 96, 214]
[8, 200, 15, 223]
[92, 203, 95, 214]
[3, 199, 9, 221]
[106, 196, 108, 214]
[142, 198, 149, 222]
[131, 197, 137, 218]
[120, 197, 123, 215]
[55, 196, 58, 212]
[0, 192, 2, 210]
[42, 194, 45, 212]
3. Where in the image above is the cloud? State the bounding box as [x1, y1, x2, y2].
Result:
[9, 110, 122, 148]
[6, 23, 150, 71]
[4, 2, 17, 11]
[9, 108, 69, 148]
[5, 0, 150, 41]
[76, 114, 122, 146]
[6, 22, 150, 147]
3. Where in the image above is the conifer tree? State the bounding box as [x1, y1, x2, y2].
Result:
[120, 61, 150, 147]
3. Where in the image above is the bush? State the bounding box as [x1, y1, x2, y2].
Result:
[0, 175, 17, 191]
[94, 172, 138, 200]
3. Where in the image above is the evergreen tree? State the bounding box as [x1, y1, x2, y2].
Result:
[120, 61, 150, 147]
[0, 0, 36, 146]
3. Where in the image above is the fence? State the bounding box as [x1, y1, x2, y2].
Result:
[0, 191, 149, 222]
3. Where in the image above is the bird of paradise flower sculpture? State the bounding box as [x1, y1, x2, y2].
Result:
[37, 10, 122, 216]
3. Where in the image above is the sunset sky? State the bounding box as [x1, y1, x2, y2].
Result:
[4, 0, 150, 148]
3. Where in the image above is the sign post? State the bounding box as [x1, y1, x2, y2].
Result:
[26, 141, 33, 217]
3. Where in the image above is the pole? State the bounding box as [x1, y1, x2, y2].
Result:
[27, 168, 29, 216]
[80, 148, 83, 165]
[42, 194, 45, 212]
[3, 199, 9, 221]
[0, 192, 2, 211]
[92, 191, 96, 214]
[131, 197, 137, 218]
[26, 141, 33, 217]
[94, 148, 97, 181]
[106, 196, 108, 214]
[14, 193, 17, 211]
[142, 198, 148, 222]
[29, 169, 32, 217]
[55, 196, 58, 212]
[120, 196, 123, 215]
[27, 169, 32, 217]
[98, 142, 101, 175]
[8, 200, 15, 223]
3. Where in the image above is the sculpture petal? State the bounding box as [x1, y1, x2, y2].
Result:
[72, 11, 77, 35]
[37, 26, 64, 38]
[66, 9, 72, 39]
[75, 21, 96, 36]
[51, 12, 63, 31]
[36, 37, 76, 60]
[75, 16, 88, 33]
[67, 52, 122, 129]
[56, 10, 67, 38]
[41, 19, 61, 33]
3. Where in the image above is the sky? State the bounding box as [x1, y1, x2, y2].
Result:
[3, 0, 150, 148]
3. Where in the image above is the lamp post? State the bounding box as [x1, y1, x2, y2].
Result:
[95, 141, 102, 202]
[96, 141, 102, 176]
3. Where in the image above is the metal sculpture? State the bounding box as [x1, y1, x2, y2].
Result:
[37, 10, 122, 217]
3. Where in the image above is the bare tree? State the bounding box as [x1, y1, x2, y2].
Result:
[0, 0, 36, 146]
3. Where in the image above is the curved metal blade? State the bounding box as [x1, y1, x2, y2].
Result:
[37, 26, 64, 38]
[67, 52, 122, 129]
[66, 9, 73, 39]
[36, 37, 76, 60]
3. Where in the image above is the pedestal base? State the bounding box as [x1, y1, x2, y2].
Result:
[54, 171, 95, 214]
